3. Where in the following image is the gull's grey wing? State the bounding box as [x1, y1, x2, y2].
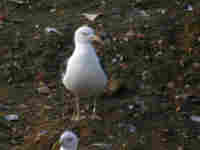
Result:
[55, 57, 69, 102]
[61, 57, 69, 80]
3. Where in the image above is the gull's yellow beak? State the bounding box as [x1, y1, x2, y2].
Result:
[90, 34, 104, 44]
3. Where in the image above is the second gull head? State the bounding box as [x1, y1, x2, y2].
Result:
[59, 131, 79, 150]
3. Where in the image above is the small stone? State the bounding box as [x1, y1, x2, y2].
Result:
[155, 51, 163, 57]
[128, 105, 134, 110]
[119, 56, 124, 61]
[45, 27, 63, 36]
[35, 24, 39, 28]
[4, 114, 19, 121]
[128, 124, 136, 133]
[141, 70, 150, 80]
[191, 115, 200, 122]
[145, 55, 150, 60]
[125, 30, 135, 37]
[184, 84, 190, 89]
[112, 58, 117, 64]
[167, 81, 175, 89]
[158, 39, 163, 45]
[139, 10, 150, 17]
[184, 4, 193, 11]
[192, 62, 200, 71]
[144, 24, 149, 28]
[160, 9, 166, 14]
[50, 8, 56, 13]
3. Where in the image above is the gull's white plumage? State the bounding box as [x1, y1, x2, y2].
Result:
[59, 131, 79, 150]
[62, 26, 107, 120]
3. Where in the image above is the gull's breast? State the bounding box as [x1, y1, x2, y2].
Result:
[62, 55, 107, 97]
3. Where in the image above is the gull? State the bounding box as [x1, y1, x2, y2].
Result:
[62, 26, 107, 121]
[59, 131, 79, 150]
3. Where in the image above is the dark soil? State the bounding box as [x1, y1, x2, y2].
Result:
[1, 0, 200, 150]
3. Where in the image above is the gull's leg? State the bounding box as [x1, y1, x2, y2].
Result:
[93, 99, 96, 114]
[71, 96, 80, 121]
[71, 96, 86, 121]
[90, 97, 102, 120]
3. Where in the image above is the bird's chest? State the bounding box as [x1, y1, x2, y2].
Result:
[68, 52, 100, 75]
[64, 54, 106, 96]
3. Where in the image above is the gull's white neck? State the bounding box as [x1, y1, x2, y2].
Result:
[75, 42, 93, 50]
[74, 42, 97, 57]
[70, 41, 99, 65]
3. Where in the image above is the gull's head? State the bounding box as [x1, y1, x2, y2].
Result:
[59, 131, 79, 150]
[74, 26, 103, 44]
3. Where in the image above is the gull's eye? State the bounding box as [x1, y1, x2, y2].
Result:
[82, 32, 89, 36]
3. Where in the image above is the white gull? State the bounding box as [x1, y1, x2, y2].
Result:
[62, 26, 107, 121]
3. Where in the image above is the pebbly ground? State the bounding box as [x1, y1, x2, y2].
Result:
[1, 0, 200, 150]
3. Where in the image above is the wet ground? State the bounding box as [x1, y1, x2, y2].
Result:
[1, 0, 200, 150]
